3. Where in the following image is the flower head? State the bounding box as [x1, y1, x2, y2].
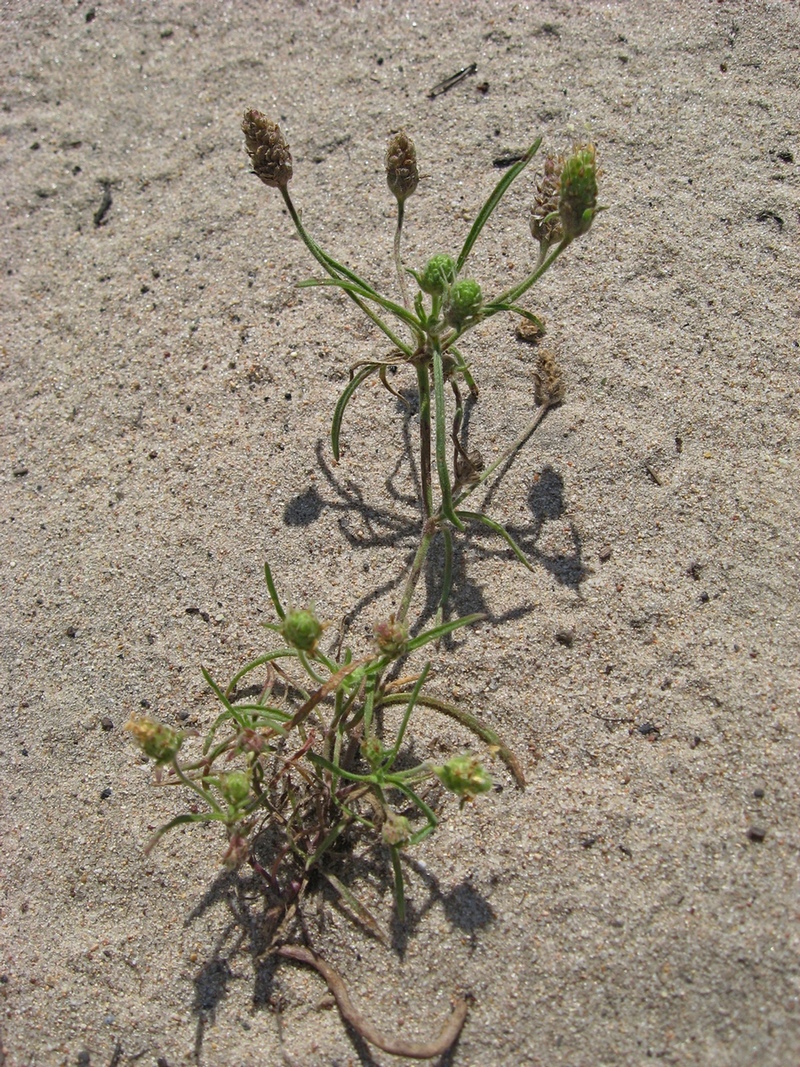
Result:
[385, 130, 419, 203]
[445, 278, 483, 329]
[419, 254, 457, 297]
[242, 110, 293, 189]
[434, 753, 492, 801]
[530, 153, 564, 248]
[281, 607, 323, 653]
[374, 615, 409, 659]
[558, 144, 598, 240]
[125, 716, 184, 764]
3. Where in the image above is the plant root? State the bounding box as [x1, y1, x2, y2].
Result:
[276, 943, 469, 1059]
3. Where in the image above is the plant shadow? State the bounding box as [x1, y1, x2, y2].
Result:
[182, 846, 490, 1065]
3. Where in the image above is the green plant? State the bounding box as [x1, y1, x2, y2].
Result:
[127, 112, 601, 1054]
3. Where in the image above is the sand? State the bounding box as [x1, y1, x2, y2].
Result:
[1, 1, 798, 1064]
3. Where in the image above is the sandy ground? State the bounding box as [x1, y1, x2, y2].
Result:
[2, 1, 799, 1064]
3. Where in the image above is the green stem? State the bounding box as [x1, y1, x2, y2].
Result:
[396, 518, 438, 625]
[416, 362, 434, 519]
[487, 237, 571, 310]
[280, 187, 416, 355]
[393, 199, 412, 310]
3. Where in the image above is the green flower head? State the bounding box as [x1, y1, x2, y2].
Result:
[220, 771, 251, 807]
[281, 607, 323, 653]
[558, 144, 598, 241]
[125, 716, 184, 765]
[434, 753, 492, 800]
[419, 254, 457, 296]
[444, 278, 483, 328]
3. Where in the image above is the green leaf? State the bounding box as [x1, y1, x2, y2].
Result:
[331, 364, 378, 460]
[381, 693, 526, 788]
[298, 277, 421, 337]
[264, 561, 286, 620]
[456, 138, 542, 274]
[143, 812, 226, 855]
[456, 509, 535, 571]
[405, 612, 485, 653]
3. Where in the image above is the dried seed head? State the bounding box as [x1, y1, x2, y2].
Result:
[241, 109, 293, 189]
[381, 811, 412, 847]
[124, 716, 184, 764]
[385, 130, 419, 203]
[374, 615, 409, 658]
[534, 349, 565, 407]
[530, 153, 564, 246]
[558, 144, 598, 240]
[444, 278, 483, 328]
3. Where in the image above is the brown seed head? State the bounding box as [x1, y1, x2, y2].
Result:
[534, 349, 565, 407]
[242, 109, 293, 189]
[530, 153, 564, 246]
[385, 130, 419, 203]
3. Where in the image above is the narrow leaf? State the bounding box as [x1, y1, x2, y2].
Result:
[332, 365, 377, 460]
[456, 138, 542, 274]
[321, 870, 390, 945]
[456, 509, 535, 571]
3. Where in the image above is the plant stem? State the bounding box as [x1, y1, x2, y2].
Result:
[396, 518, 438, 624]
[415, 362, 433, 519]
[393, 199, 412, 310]
[454, 401, 553, 507]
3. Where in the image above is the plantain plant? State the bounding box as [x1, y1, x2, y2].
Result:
[126, 111, 601, 1049]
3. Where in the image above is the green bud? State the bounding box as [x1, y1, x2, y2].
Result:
[381, 811, 412, 847]
[124, 716, 184, 765]
[419, 254, 457, 296]
[220, 771, 251, 807]
[444, 278, 483, 328]
[374, 616, 409, 659]
[360, 735, 384, 770]
[434, 754, 492, 800]
[558, 144, 598, 240]
[281, 607, 323, 653]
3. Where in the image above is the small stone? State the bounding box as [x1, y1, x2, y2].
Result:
[12, 466, 29, 477]
[598, 544, 612, 562]
[65, 625, 77, 638]
[747, 826, 766, 842]
[101, 717, 114, 731]
[753, 787, 765, 799]
[555, 629, 574, 647]
[100, 787, 112, 800]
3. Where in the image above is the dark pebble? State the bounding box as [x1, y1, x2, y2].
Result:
[753, 787, 765, 799]
[747, 826, 766, 842]
[65, 625, 77, 638]
[555, 629, 574, 647]
[12, 466, 29, 477]
[101, 717, 114, 731]
[581, 836, 597, 849]
[100, 787, 112, 800]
